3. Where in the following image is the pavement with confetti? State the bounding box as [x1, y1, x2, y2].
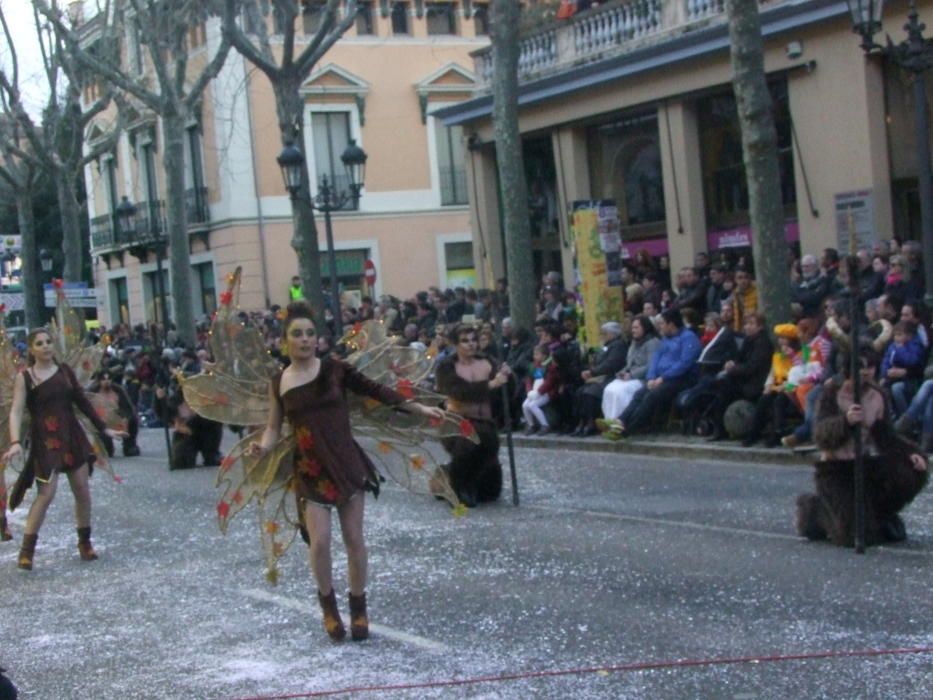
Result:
[1, 427, 932, 699]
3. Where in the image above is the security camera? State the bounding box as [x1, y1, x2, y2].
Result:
[786, 41, 803, 60]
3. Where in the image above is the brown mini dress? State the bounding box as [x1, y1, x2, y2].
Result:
[25, 363, 108, 481]
[272, 357, 406, 507]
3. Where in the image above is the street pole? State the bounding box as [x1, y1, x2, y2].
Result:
[320, 175, 343, 339]
[912, 70, 933, 308]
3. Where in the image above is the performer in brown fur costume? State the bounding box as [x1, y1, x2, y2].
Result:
[435, 324, 507, 507]
[796, 344, 928, 546]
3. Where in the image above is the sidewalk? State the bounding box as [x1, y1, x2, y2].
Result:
[504, 431, 813, 465]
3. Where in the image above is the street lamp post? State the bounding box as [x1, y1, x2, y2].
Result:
[277, 140, 368, 339]
[847, 0, 933, 307]
[39, 248, 54, 275]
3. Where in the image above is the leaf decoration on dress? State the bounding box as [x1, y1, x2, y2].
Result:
[47, 285, 120, 483]
[182, 269, 473, 582]
[180, 268, 279, 427]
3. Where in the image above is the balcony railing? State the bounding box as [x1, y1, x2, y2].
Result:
[90, 214, 118, 250]
[91, 188, 212, 252]
[473, 0, 758, 89]
[185, 186, 210, 226]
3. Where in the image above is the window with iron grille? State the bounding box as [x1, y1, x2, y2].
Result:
[435, 123, 467, 205]
[310, 111, 358, 211]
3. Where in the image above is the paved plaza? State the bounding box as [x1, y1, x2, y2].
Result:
[1, 429, 932, 699]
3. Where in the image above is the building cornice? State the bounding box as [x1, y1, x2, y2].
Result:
[435, 0, 849, 126]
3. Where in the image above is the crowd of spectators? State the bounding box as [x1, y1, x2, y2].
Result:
[49, 235, 932, 465]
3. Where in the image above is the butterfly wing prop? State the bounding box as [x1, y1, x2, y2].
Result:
[215, 429, 299, 583]
[180, 267, 279, 427]
[48, 280, 104, 386]
[341, 321, 475, 511]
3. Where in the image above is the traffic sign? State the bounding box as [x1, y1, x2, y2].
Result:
[363, 259, 376, 285]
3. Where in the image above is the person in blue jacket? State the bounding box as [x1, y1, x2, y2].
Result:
[616, 308, 701, 436]
[882, 320, 927, 417]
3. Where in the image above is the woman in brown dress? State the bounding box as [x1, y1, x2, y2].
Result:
[249, 302, 444, 642]
[4, 329, 125, 570]
[435, 323, 509, 507]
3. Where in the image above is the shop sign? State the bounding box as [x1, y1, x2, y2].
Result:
[707, 221, 800, 251]
[834, 190, 874, 252]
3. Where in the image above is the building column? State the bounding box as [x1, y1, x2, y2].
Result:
[465, 143, 503, 288]
[552, 126, 591, 284]
[657, 99, 707, 273]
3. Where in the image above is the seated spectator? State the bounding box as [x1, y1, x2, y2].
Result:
[864, 298, 894, 353]
[792, 254, 832, 318]
[642, 270, 663, 310]
[784, 301, 849, 448]
[797, 344, 928, 546]
[672, 266, 708, 316]
[600, 315, 661, 424]
[571, 322, 628, 436]
[705, 312, 773, 441]
[674, 311, 738, 435]
[856, 248, 885, 302]
[522, 344, 559, 435]
[900, 299, 929, 348]
[743, 324, 803, 447]
[881, 320, 926, 416]
[613, 309, 701, 437]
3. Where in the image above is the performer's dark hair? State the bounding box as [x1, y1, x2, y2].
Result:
[448, 323, 477, 345]
[25, 327, 55, 367]
[282, 301, 315, 340]
[842, 343, 880, 379]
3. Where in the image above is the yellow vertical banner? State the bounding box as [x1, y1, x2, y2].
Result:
[572, 200, 625, 348]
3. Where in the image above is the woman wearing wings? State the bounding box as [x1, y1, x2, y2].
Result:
[4, 327, 125, 570]
[180, 269, 474, 643]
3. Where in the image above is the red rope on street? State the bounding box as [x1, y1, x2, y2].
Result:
[228, 645, 933, 700]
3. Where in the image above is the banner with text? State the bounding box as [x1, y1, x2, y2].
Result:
[572, 200, 625, 348]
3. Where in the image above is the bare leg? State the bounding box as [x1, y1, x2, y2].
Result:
[337, 493, 367, 596]
[303, 501, 334, 594]
[24, 472, 59, 535]
[66, 465, 92, 529]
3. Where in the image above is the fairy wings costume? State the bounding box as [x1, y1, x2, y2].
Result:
[180, 268, 475, 582]
[3, 282, 124, 511]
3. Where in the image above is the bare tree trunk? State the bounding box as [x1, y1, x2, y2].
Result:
[17, 191, 42, 328]
[276, 80, 327, 331]
[161, 111, 196, 342]
[55, 170, 83, 282]
[726, 0, 792, 323]
[491, 0, 535, 331]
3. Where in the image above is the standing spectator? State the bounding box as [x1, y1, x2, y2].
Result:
[705, 264, 729, 315]
[731, 266, 758, 332]
[289, 275, 304, 301]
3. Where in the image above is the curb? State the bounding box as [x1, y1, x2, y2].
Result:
[503, 433, 813, 466]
